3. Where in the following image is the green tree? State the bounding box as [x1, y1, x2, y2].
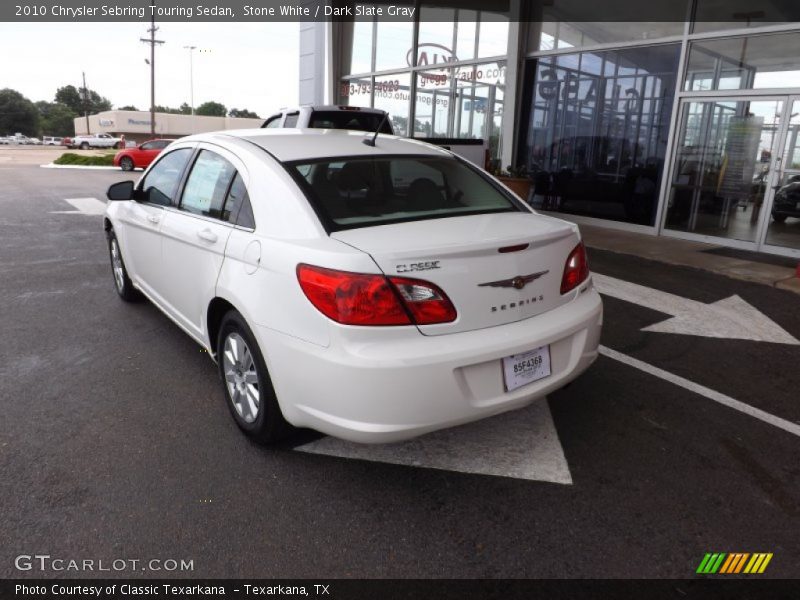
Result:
[0, 88, 39, 136]
[118, 105, 138, 111]
[36, 101, 77, 136]
[179, 103, 192, 115]
[196, 101, 227, 117]
[55, 84, 112, 115]
[228, 108, 260, 119]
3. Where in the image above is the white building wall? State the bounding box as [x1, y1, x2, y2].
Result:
[73, 111, 263, 140]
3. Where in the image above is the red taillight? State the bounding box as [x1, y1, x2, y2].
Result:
[388, 276, 457, 325]
[560, 242, 590, 294]
[297, 264, 456, 326]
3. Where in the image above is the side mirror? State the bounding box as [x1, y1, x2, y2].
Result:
[107, 181, 134, 201]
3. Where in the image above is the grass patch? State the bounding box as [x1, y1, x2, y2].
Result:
[54, 153, 115, 166]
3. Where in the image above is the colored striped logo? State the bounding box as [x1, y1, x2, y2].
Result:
[696, 553, 773, 574]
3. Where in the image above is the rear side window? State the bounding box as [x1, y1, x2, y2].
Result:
[290, 156, 519, 230]
[284, 113, 299, 127]
[180, 150, 237, 219]
[140, 148, 193, 206]
[263, 115, 281, 128]
[222, 173, 255, 229]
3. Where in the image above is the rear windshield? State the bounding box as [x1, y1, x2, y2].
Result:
[308, 111, 393, 134]
[289, 156, 520, 230]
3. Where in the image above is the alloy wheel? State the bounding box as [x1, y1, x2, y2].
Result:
[222, 332, 260, 423]
[110, 238, 124, 292]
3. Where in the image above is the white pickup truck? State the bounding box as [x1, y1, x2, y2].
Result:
[69, 133, 123, 150]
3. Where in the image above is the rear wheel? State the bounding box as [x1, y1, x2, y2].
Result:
[120, 156, 134, 171]
[217, 311, 291, 443]
[80, 142, 89, 150]
[772, 214, 787, 223]
[107, 229, 140, 302]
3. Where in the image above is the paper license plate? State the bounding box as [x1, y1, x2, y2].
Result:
[502, 345, 551, 392]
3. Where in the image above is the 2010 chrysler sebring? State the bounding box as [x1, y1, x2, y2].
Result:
[104, 129, 603, 444]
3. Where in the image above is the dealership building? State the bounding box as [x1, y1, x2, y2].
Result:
[299, 3, 800, 258]
[73, 110, 263, 145]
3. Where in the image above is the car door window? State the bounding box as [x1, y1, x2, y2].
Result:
[180, 150, 237, 219]
[140, 148, 193, 206]
[264, 115, 281, 128]
[153, 140, 170, 149]
[222, 173, 255, 229]
[140, 142, 156, 151]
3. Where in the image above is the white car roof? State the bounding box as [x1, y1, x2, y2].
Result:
[187, 129, 453, 163]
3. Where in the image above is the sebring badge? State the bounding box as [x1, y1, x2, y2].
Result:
[478, 270, 549, 290]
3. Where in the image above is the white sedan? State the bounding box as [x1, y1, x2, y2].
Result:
[104, 129, 602, 443]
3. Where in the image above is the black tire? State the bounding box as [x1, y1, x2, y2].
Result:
[217, 311, 292, 443]
[120, 156, 134, 171]
[772, 214, 787, 223]
[107, 229, 141, 302]
[80, 142, 89, 150]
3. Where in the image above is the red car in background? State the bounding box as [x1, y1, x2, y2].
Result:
[113, 139, 173, 171]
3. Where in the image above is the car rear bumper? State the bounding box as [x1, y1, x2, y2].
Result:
[257, 283, 603, 443]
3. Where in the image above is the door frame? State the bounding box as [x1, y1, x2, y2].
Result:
[759, 94, 800, 258]
[659, 91, 800, 258]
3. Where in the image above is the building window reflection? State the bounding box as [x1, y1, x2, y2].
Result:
[338, 7, 509, 159]
[521, 44, 681, 225]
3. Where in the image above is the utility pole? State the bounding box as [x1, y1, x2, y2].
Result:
[81, 71, 90, 135]
[184, 45, 196, 116]
[140, 1, 164, 138]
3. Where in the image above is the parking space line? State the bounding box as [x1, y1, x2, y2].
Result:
[599, 345, 800, 439]
[295, 400, 573, 483]
[51, 197, 107, 216]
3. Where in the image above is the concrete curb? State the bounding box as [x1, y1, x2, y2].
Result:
[41, 163, 119, 170]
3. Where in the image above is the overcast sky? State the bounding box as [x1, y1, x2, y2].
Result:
[0, 22, 300, 117]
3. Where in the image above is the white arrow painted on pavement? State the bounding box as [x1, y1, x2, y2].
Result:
[51, 197, 107, 216]
[296, 400, 572, 484]
[593, 273, 799, 345]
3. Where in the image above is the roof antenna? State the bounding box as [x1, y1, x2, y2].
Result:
[362, 111, 389, 147]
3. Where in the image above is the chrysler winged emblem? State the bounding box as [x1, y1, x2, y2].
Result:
[478, 270, 549, 290]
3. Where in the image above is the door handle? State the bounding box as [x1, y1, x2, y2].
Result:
[197, 229, 218, 243]
[146, 214, 160, 224]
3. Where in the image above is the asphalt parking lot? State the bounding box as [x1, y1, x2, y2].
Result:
[1, 163, 799, 579]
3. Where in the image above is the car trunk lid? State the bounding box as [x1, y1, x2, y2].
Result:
[331, 212, 580, 335]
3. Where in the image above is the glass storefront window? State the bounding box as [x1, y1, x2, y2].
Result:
[373, 72, 412, 136]
[339, 76, 373, 107]
[346, 20, 373, 75]
[665, 99, 784, 243]
[685, 32, 800, 91]
[692, 0, 784, 33]
[536, 22, 684, 51]
[414, 70, 452, 137]
[455, 11, 478, 61]
[375, 20, 414, 72]
[521, 44, 681, 225]
[765, 99, 800, 251]
[477, 17, 509, 58]
[418, 9, 455, 55]
[414, 61, 506, 156]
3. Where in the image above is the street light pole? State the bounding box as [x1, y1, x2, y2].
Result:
[184, 45, 197, 116]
